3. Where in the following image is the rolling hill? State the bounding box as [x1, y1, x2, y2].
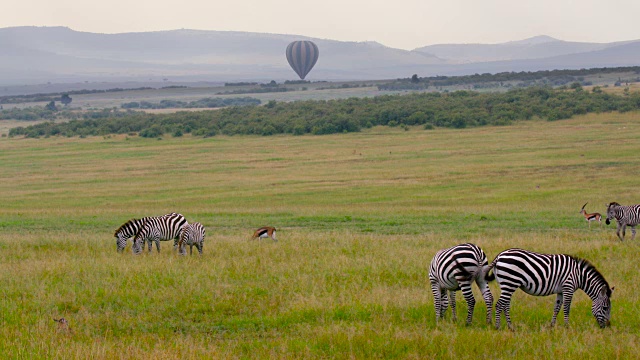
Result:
[1, 26, 639, 87]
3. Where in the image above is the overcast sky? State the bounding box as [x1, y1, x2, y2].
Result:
[3, 0, 640, 50]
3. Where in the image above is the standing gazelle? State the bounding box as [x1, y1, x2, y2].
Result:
[251, 226, 277, 242]
[581, 202, 602, 228]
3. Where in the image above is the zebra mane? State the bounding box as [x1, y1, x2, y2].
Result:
[608, 202, 621, 207]
[113, 218, 140, 237]
[574, 256, 612, 296]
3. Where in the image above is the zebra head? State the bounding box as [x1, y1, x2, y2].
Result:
[115, 233, 127, 253]
[131, 234, 146, 255]
[591, 286, 613, 328]
[605, 202, 621, 225]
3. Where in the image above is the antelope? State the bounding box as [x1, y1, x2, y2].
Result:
[252, 226, 277, 242]
[53, 318, 72, 334]
[581, 202, 602, 228]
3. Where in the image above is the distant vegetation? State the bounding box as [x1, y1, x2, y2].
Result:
[0, 106, 73, 121]
[9, 86, 640, 138]
[0, 87, 153, 104]
[217, 80, 304, 95]
[121, 97, 261, 109]
[380, 66, 640, 91]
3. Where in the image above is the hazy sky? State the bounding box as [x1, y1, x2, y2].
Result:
[3, 0, 640, 50]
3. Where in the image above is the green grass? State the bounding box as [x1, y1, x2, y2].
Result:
[1, 112, 640, 358]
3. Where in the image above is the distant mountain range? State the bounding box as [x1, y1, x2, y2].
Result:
[1, 26, 639, 86]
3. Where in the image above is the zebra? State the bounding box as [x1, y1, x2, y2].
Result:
[132, 213, 188, 254]
[178, 222, 206, 255]
[114, 216, 154, 253]
[605, 202, 640, 241]
[429, 243, 495, 325]
[489, 248, 613, 329]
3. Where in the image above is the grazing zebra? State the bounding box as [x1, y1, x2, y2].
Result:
[429, 243, 495, 325]
[580, 202, 602, 228]
[251, 226, 277, 242]
[178, 222, 206, 255]
[132, 213, 188, 254]
[114, 217, 154, 253]
[489, 248, 613, 329]
[605, 202, 640, 241]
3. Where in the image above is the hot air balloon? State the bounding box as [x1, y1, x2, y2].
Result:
[286, 41, 319, 80]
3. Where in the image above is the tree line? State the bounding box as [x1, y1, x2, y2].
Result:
[121, 97, 260, 109]
[379, 66, 640, 90]
[9, 86, 640, 138]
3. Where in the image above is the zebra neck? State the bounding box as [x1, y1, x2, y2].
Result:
[578, 267, 607, 300]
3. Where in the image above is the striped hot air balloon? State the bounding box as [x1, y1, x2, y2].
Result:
[285, 41, 319, 80]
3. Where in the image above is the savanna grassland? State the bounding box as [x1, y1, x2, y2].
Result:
[1, 112, 639, 359]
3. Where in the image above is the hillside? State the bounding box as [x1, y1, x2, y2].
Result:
[0, 27, 444, 85]
[1, 27, 640, 86]
[412, 35, 632, 63]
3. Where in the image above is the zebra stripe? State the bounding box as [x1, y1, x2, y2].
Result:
[114, 217, 154, 253]
[428, 243, 494, 325]
[489, 248, 612, 329]
[178, 222, 205, 255]
[132, 213, 188, 254]
[606, 202, 640, 241]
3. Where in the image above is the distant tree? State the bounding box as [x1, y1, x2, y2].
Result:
[60, 94, 72, 106]
[45, 101, 57, 111]
[411, 74, 419, 83]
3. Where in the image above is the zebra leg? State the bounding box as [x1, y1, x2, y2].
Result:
[459, 282, 476, 325]
[495, 290, 515, 330]
[197, 243, 203, 255]
[562, 291, 574, 326]
[551, 293, 563, 326]
[441, 291, 449, 316]
[430, 281, 443, 320]
[155, 240, 161, 253]
[476, 279, 494, 324]
[618, 223, 626, 241]
[631, 226, 637, 241]
[449, 290, 457, 321]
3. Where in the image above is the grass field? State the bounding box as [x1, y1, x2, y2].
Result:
[1, 112, 639, 359]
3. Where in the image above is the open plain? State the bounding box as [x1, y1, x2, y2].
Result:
[1, 112, 639, 359]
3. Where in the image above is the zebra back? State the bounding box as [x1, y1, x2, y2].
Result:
[114, 217, 149, 238]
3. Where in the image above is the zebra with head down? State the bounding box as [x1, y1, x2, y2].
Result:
[490, 248, 613, 329]
[132, 212, 188, 254]
[114, 216, 153, 253]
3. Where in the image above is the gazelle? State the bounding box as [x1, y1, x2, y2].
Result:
[581, 202, 602, 228]
[252, 226, 277, 242]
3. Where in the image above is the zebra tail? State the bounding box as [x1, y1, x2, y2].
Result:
[484, 257, 498, 282]
[453, 259, 475, 281]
